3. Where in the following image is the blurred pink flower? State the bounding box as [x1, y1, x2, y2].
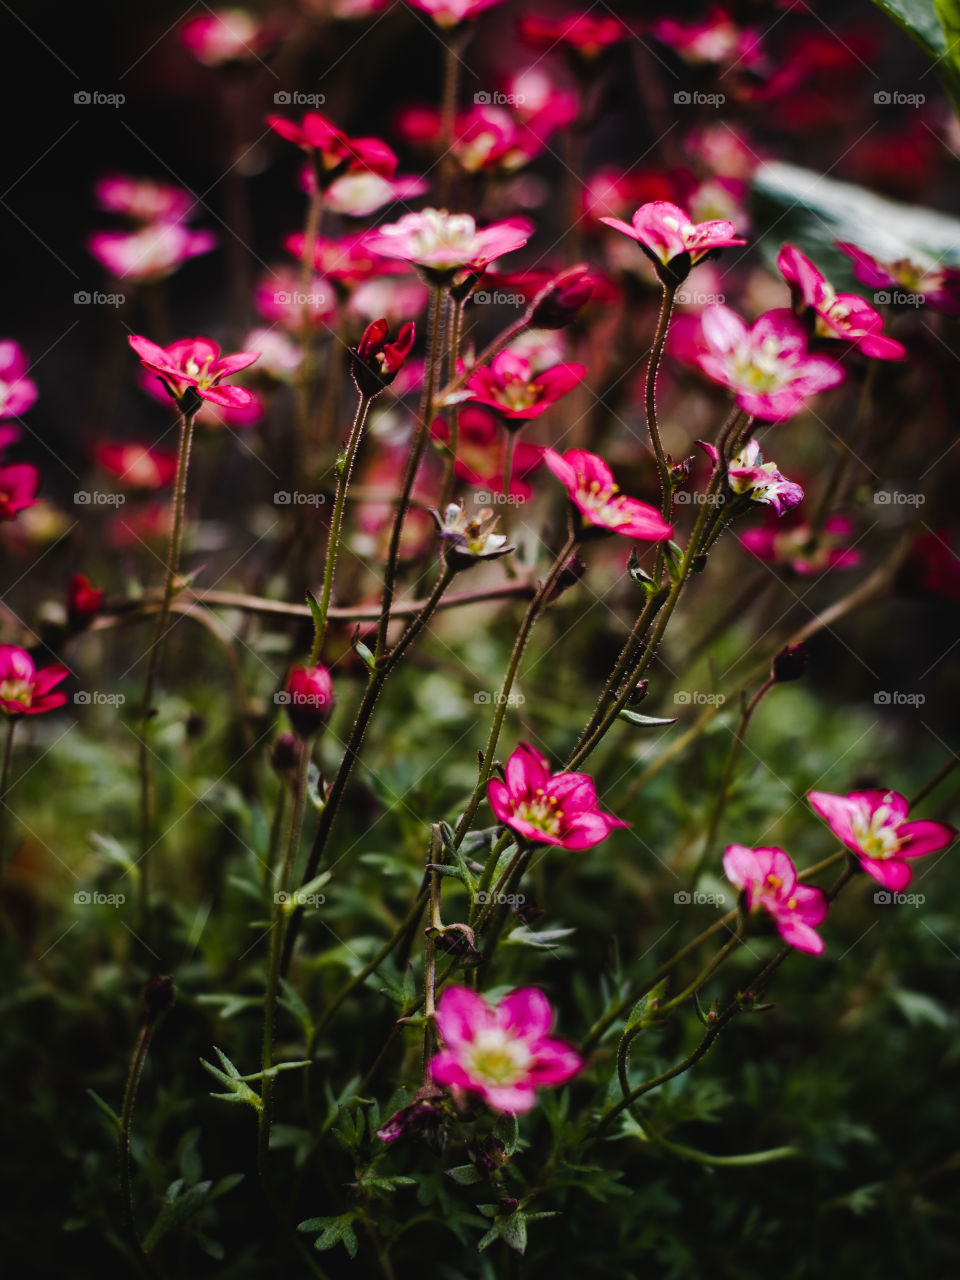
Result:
[94, 175, 196, 223]
[430, 405, 542, 498]
[807, 790, 956, 892]
[465, 351, 586, 421]
[653, 7, 764, 69]
[836, 242, 960, 317]
[740, 513, 860, 574]
[406, 0, 507, 28]
[180, 8, 275, 65]
[520, 11, 630, 57]
[255, 266, 337, 331]
[543, 448, 673, 541]
[777, 245, 905, 359]
[284, 664, 335, 737]
[94, 441, 178, 489]
[0, 343, 38, 418]
[723, 845, 828, 954]
[0, 461, 39, 521]
[89, 224, 215, 282]
[129, 335, 260, 408]
[0, 646, 69, 717]
[431, 985, 581, 1113]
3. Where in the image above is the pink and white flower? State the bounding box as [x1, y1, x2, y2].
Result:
[807, 789, 956, 891]
[430, 985, 582, 1113]
[723, 844, 828, 955]
[488, 743, 628, 850]
[836, 241, 960, 317]
[0, 646, 69, 717]
[363, 209, 532, 276]
[88, 225, 215, 282]
[180, 8, 275, 65]
[696, 440, 803, 515]
[696, 305, 845, 421]
[128, 335, 260, 408]
[94, 175, 196, 223]
[465, 352, 586, 422]
[406, 0, 506, 28]
[0, 342, 38, 419]
[94, 441, 178, 489]
[740, 513, 860, 574]
[255, 266, 337, 331]
[653, 7, 764, 70]
[600, 200, 745, 284]
[777, 245, 905, 360]
[542, 449, 673, 542]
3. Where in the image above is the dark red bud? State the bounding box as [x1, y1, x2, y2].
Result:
[527, 264, 595, 328]
[771, 642, 808, 683]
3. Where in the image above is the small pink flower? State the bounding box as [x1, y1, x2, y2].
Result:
[465, 352, 586, 423]
[807, 790, 956, 891]
[430, 406, 542, 499]
[268, 110, 398, 188]
[180, 8, 275, 65]
[350, 276, 430, 327]
[363, 208, 533, 276]
[719, 440, 803, 515]
[740, 513, 860, 574]
[696, 305, 845, 421]
[88, 225, 216, 282]
[0, 342, 38, 419]
[94, 175, 196, 223]
[542, 448, 673, 542]
[520, 12, 630, 58]
[777, 245, 905, 360]
[0, 461, 39, 521]
[255, 266, 337, 331]
[430, 985, 582, 1113]
[94, 441, 178, 489]
[723, 844, 828, 955]
[0, 645, 69, 717]
[836, 241, 960, 317]
[488, 742, 628, 850]
[318, 170, 428, 217]
[284, 231, 391, 287]
[600, 200, 745, 284]
[406, 0, 506, 28]
[128, 335, 260, 408]
[284, 664, 335, 738]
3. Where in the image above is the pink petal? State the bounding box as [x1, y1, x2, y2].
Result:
[435, 985, 493, 1047]
[480, 1083, 538, 1113]
[776, 244, 823, 307]
[561, 810, 626, 849]
[790, 883, 828, 927]
[487, 778, 513, 825]
[776, 917, 825, 955]
[215, 350, 261, 378]
[429, 1051, 472, 1090]
[723, 843, 761, 890]
[597, 215, 639, 239]
[897, 820, 956, 859]
[30, 665, 70, 697]
[498, 987, 554, 1040]
[701, 303, 748, 353]
[858, 856, 912, 891]
[528, 1039, 582, 1084]
[807, 790, 860, 851]
[127, 334, 171, 366]
[505, 742, 549, 797]
[541, 447, 578, 490]
[199, 384, 254, 408]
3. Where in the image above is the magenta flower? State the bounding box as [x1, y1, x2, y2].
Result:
[284, 664, 335, 738]
[777, 245, 905, 360]
[94, 441, 178, 489]
[698, 440, 803, 516]
[488, 743, 627, 850]
[836, 242, 960, 317]
[267, 110, 397, 187]
[67, 574, 105, 628]
[0, 646, 69, 717]
[0, 342, 38, 419]
[465, 352, 586, 423]
[542, 448, 673, 542]
[88, 225, 216, 282]
[351, 318, 416, 397]
[430, 985, 581, 1113]
[363, 209, 533, 276]
[520, 12, 630, 58]
[723, 845, 828, 955]
[406, 0, 507, 28]
[128, 335, 260, 409]
[697, 305, 845, 421]
[180, 9, 276, 65]
[807, 789, 956, 892]
[94, 175, 195, 224]
[600, 200, 745, 284]
[430, 405, 543, 499]
[653, 8, 764, 69]
[0, 461, 40, 521]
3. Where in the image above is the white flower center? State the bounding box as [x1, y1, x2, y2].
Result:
[466, 1027, 532, 1085]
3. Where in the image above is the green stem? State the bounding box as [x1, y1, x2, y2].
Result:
[0, 718, 16, 865]
[645, 283, 676, 582]
[118, 1022, 159, 1277]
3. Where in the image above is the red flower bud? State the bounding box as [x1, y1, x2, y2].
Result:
[771, 642, 808, 683]
[67, 573, 105, 630]
[351, 318, 416, 397]
[283, 664, 335, 737]
[527, 264, 595, 329]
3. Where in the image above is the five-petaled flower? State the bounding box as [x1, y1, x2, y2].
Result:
[465, 352, 586, 424]
[0, 646, 69, 717]
[542, 448, 673, 541]
[777, 245, 905, 360]
[351, 318, 416, 397]
[430, 985, 582, 1113]
[600, 200, 745, 285]
[488, 742, 628, 849]
[432, 502, 513, 569]
[363, 208, 532, 279]
[723, 844, 828, 954]
[128, 336, 260, 409]
[696, 305, 845, 421]
[807, 789, 956, 891]
[284, 664, 335, 738]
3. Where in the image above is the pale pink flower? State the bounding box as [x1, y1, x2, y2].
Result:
[94, 175, 196, 223]
[363, 208, 532, 275]
[777, 245, 905, 360]
[723, 844, 828, 954]
[600, 200, 745, 284]
[88, 224, 216, 282]
[0, 343, 38, 418]
[180, 9, 274, 65]
[488, 743, 628, 850]
[542, 448, 673, 541]
[255, 267, 337, 332]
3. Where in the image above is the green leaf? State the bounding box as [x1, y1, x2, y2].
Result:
[505, 924, 575, 950]
[494, 1111, 520, 1156]
[617, 709, 677, 728]
[445, 1164, 483, 1185]
[200, 1048, 262, 1111]
[143, 1179, 213, 1253]
[478, 1210, 528, 1255]
[298, 1213, 359, 1259]
[306, 589, 324, 632]
[86, 1088, 121, 1133]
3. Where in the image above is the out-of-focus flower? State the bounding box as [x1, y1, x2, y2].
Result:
[255, 266, 337, 331]
[543, 448, 673, 541]
[430, 406, 543, 499]
[696, 305, 845, 421]
[836, 242, 960, 316]
[406, 0, 507, 28]
[464, 351, 586, 423]
[508, 67, 579, 139]
[687, 177, 751, 235]
[89, 225, 216, 283]
[653, 7, 764, 69]
[180, 8, 275, 65]
[67, 574, 105, 629]
[0, 343, 38, 419]
[520, 11, 630, 58]
[94, 441, 178, 489]
[284, 232, 392, 287]
[807, 789, 956, 891]
[723, 844, 828, 954]
[687, 123, 760, 180]
[488, 742, 628, 850]
[432, 502, 513, 569]
[268, 110, 398, 192]
[582, 169, 676, 225]
[740, 513, 860, 574]
[129, 335, 260, 409]
[0, 645, 69, 717]
[526, 264, 595, 329]
[0, 460, 39, 521]
[318, 169, 428, 216]
[351, 318, 416, 397]
[350, 276, 430, 326]
[777, 245, 905, 360]
[364, 209, 533, 277]
[600, 201, 745, 285]
[430, 985, 582, 1113]
[283, 664, 335, 737]
[94, 175, 196, 223]
[696, 440, 803, 515]
[242, 328, 303, 379]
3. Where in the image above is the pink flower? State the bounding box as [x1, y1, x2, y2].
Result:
[267, 110, 398, 186]
[430, 406, 542, 499]
[836, 242, 960, 317]
[488, 742, 628, 850]
[777, 245, 905, 360]
[351, 318, 416, 397]
[406, 0, 506, 28]
[430, 985, 581, 1113]
[542, 449, 673, 542]
[0, 646, 69, 717]
[0, 461, 39, 521]
[465, 352, 586, 423]
[180, 9, 275, 65]
[284, 231, 391, 287]
[0, 343, 38, 419]
[284, 664, 335, 738]
[520, 12, 630, 57]
[600, 200, 745, 284]
[740, 513, 860, 574]
[128, 335, 260, 408]
[723, 845, 828, 955]
[88, 225, 216, 282]
[696, 305, 845, 421]
[350, 276, 430, 326]
[94, 441, 178, 489]
[319, 170, 428, 217]
[255, 266, 337, 331]
[67, 574, 105, 628]
[94, 175, 196, 223]
[363, 209, 533, 276]
[653, 7, 764, 69]
[807, 790, 956, 892]
[718, 440, 803, 515]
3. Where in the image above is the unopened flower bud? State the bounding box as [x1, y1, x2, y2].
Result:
[547, 553, 587, 600]
[284, 664, 335, 738]
[270, 731, 300, 775]
[771, 642, 808, 683]
[142, 975, 175, 1022]
[351, 318, 416, 398]
[67, 573, 105, 630]
[527, 264, 595, 329]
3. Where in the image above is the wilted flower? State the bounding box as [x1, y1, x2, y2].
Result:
[777, 245, 905, 360]
[363, 209, 532, 277]
[128, 336, 260, 409]
[488, 743, 628, 850]
[351, 318, 416, 397]
[600, 201, 745, 285]
[723, 440, 804, 515]
[432, 502, 513, 569]
[770, 642, 808, 683]
[542, 448, 673, 542]
[723, 844, 828, 954]
[430, 985, 582, 1113]
[465, 352, 586, 423]
[807, 789, 956, 891]
[0, 645, 69, 717]
[284, 664, 335, 738]
[0, 342, 38, 419]
[88, 225, 216, 283]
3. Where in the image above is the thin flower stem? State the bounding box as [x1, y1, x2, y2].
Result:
[437, 30, 465, 205]
[499, 429, 518, 548]
[439, 299, 466, 510]
[645, 283, 676, 582]
[810, 361, 877, 538]
[423, 833, 442, 1082]
[136, 407, 196, 937]
[376, 284, 445, 661]
[310, 393, 372, 663]
[118, 1020, 163, 1279]
[436, 314, 529, 401]
[0, 718, 16, 864]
